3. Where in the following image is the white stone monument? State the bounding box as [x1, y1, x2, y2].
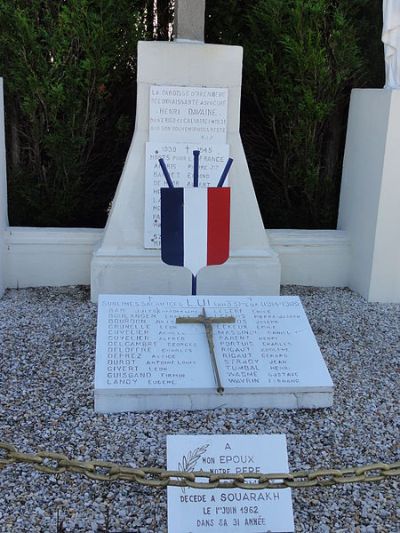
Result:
[90, 1, 280, 302]
[167, 434, 295, 533]
[94, 294, 333, 412]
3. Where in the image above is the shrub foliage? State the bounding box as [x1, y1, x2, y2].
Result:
[206, 0, 383, 228]
[0, 0, 147, 226]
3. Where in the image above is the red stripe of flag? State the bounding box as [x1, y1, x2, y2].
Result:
[207, 188, 230, 265]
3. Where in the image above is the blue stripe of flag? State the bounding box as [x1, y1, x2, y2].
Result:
[161, 188, 184, 266]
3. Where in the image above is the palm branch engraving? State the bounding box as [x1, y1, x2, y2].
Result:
[178, 443, 209, 493]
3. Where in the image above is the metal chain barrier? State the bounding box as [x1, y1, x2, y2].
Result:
[1, 442, 399, 490]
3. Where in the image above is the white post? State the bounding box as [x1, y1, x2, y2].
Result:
[175, 0, 206, 42]
[337, 89, 400, 302]
[0, 78, 8, 297]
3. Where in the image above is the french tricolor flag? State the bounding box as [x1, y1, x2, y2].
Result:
[161, 187, 230, 276]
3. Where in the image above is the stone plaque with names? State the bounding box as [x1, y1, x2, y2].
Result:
[167, 434, 294, 533]
[144, 142, 230, 248]
[149, 85, 228, 143]
[94, 295, 334, 412]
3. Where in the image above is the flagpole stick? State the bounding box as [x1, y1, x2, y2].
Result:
[191, 150, 200, 295]
[158, 158, 174, 188]
[217, 158, 233, 188]
[193, 150, 200, 187]
[192, 275, 197, 295]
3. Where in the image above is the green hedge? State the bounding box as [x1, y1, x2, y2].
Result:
[0, 0, 148, 226]
[206, 0, 384, 228]
[0, 0, 384, 228]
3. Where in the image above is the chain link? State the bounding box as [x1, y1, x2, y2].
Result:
[1, 442, 399, 490]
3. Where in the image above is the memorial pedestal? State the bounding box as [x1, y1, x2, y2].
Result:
[338, 89, 400, 302]
[95, 295, 333, 412]
[95, 389, 333, 413]
[90, 42, 280, 302]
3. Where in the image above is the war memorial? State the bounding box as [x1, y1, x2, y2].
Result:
[0, 1, 399, 531]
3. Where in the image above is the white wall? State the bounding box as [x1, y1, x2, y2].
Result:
[0, 79, 8, 297]
[3, 227, 350, 290]
[268, 230, 350, 287]
[5, 227, 102, 288]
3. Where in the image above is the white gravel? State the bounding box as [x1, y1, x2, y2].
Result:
[0, 285, 399, 532]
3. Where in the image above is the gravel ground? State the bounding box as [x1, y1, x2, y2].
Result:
[0, 285, 399, 533]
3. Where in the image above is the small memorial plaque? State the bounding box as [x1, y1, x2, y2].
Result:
[144, 142, 230, 248]
[149, 85, 228, 143]
[167, 434, 295, 533]
[95, 295, 334, 412]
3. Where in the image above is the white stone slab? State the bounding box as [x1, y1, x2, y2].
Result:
[167, 434, 294, 533]
[149, 85, 228, 143]
[95, 295, 333, 412]
[144, 142, 230, 248]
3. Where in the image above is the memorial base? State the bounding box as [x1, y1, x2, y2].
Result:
[95, 390, 333, 413]
[91, 254, 281, 298]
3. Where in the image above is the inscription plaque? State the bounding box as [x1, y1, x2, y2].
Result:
[167, 434, 294, 533]
[95, 295, 334, 412]
[149, 85, 228, 143]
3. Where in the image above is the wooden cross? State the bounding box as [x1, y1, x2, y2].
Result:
[176, 307, 235, 394]
[175, 0, 206, 42]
